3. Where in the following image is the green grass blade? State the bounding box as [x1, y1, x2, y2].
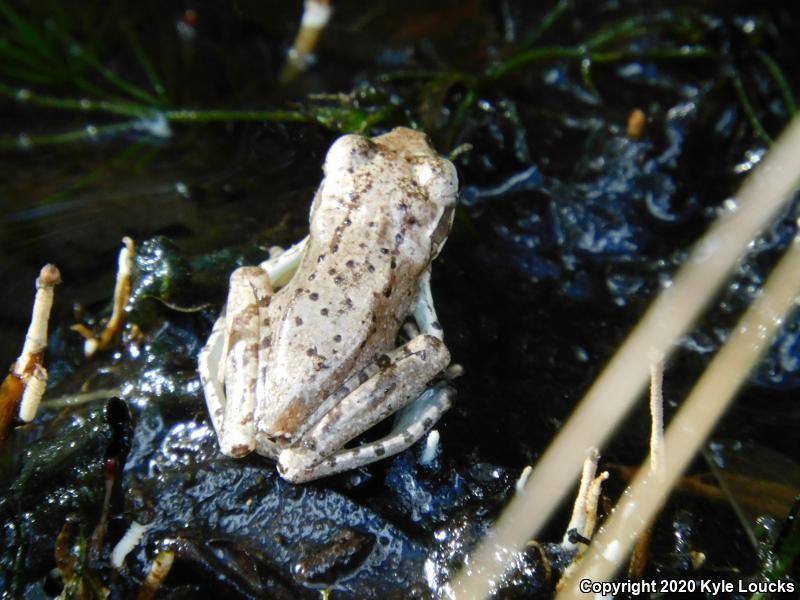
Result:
[122, 24, 167, 102]
[0, 0, 57, 62]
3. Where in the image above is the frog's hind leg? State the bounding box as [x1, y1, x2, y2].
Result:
[200, 266, 272, 458]
[277, 333, 453, 483]
[280, 382, 455, 482]
[413, 269, 444, 341]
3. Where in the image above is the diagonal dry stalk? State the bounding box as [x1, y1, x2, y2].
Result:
[451, 116, 800, 599]
[557, 213, 800, 598]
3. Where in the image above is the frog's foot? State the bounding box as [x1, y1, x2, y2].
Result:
[277, 334, 452, 483]
[199, 266, 272, 457]
[279, 383, 454, 483]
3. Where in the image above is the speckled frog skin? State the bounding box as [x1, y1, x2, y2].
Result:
[199, 127, 458, 482]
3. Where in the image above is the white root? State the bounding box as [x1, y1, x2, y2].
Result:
[281, 0, 333, 82]
[73, 237, 134, 357]
[12, 264, 60, 423]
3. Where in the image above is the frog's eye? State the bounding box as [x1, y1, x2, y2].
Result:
[323, 134, 375, 177]
[415, 159, 458, 208]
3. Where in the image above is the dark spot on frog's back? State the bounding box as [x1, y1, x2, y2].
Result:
[295, 316, 303, 326]
[309, 292, 319, 301]
[376, 354, 392, 369]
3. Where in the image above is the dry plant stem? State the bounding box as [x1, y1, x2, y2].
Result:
[73, 237, 134, 357]
[138, 550, 175, 600]
[628, 527, 652, 579]
[450, 115, 800, 600]
[16, 265, 61, 372]
[627, 352, 666, 577]
[557, 471, 609, 591]
[0, 376, 24, 444]
[0, 264, 61, 439]
[557, 234, 800, 600]
[515, 465, 532, 495]
[613, 463, 796, 517]
[562, 448, 600, 550]
[54, 519, 76, 580]
[582, 472, 609, 554]
[648, 350, 665, 477]
[42, 387, 122, 409]
[280, 0, 333, 83]
[91, 459, 118, 551]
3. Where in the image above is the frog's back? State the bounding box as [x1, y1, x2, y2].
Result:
[258, 128, 457, 440]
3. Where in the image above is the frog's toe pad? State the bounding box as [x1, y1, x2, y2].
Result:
[277, 448, 319, 483]
[219, 430, 255, 458]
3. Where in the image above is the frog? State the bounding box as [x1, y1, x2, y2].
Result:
[198, 127, 459, 483]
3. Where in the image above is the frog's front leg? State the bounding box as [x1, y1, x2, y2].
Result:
[278, 271, 454, 483]
[258, 236, 307, 288]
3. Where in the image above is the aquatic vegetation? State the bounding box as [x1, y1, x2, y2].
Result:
[0, 0, 762, 151]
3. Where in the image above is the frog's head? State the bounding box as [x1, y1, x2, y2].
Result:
[322, 133, 377, 177]
[320, 128, 457, 259]
[375, 128, 458, 259]
[323, 128, 457, 205]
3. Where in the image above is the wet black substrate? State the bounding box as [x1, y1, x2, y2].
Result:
[2, 1, 800, 597]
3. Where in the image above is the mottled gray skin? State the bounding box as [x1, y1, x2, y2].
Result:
[261, 129, 457, 439]
[199, 127, 458, 482]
